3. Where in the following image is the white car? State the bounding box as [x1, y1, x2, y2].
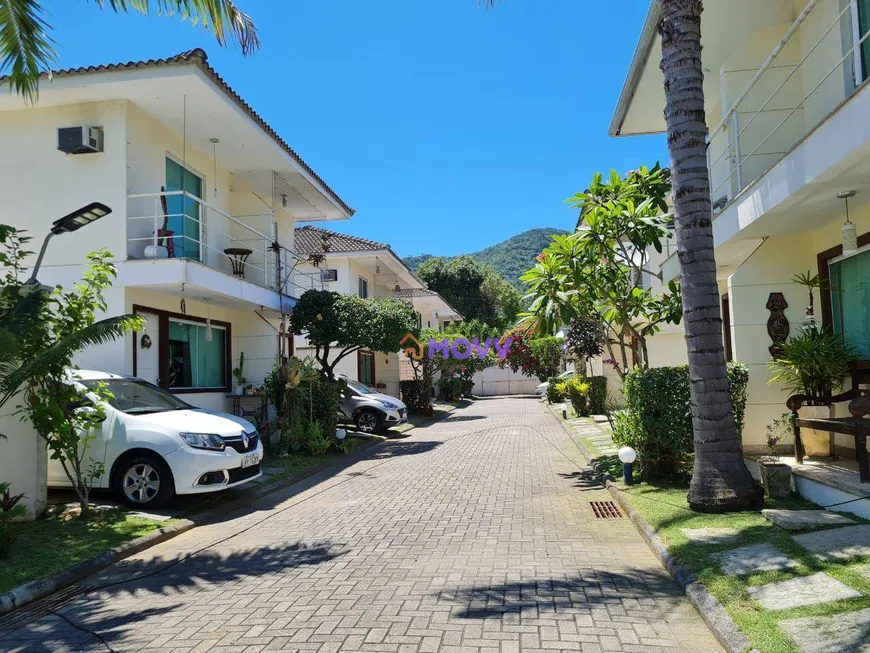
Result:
[48, 371, 263, 508]
[338, 376, 408, 434]
[535, 370, 576, 397]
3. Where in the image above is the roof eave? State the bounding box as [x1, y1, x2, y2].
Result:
[610, 0, 661, 138]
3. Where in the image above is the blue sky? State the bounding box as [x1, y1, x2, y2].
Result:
[47, 0, 666, 258]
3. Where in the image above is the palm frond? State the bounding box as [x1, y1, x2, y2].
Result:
[0, 0, 56, 103]
[0, 314, 142, 405]
[94, 0, 259, 54]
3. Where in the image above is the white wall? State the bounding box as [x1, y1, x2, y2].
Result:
[0, 100, 128, 263]
[471, 367, 539, 396]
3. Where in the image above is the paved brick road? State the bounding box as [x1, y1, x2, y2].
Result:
[1, 397, 722, 652]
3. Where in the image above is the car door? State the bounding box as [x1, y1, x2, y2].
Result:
[46, 394, 115, 489]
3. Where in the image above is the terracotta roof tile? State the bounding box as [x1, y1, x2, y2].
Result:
[295, 226, 388, 255]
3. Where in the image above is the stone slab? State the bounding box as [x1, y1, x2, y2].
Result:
[747, 572, 860, 610]
[715, 543, 800, 576]
[681, 527, 741, 545]
[763, 509, 856, 531]
[781, 607, 870, 652]
[794, 525, 870, 562]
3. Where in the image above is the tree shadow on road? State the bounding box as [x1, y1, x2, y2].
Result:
[439, 569, 687, 620]
[365, 440, 441, 459]
[87, 540, 347, 596]
[0, 541, 348, 651]
[559, 469, 606, 492]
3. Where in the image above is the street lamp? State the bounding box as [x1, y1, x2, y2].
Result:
[27, 203, 112, 285]
[618, 446, 637, 486]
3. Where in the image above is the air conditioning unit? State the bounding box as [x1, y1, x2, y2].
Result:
[321, 269, 338, 282]
[57, 126, 104, 154]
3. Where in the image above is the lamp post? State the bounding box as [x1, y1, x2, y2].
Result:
[618, 446, 637, 486]
[26, 203, 112, 286]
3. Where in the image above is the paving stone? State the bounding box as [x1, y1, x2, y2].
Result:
[714, 543, 799, 576]
[0, 398, 722, 652]
[762, 509, 856, 531]
[781, 607, 870, 652]
[680, 528, 741, 545]
[747, 572, 861, 610]
[793, 525, 870, 562]
[852, 563, 870, 580]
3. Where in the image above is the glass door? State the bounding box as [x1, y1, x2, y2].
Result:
[165, 158, 203, 261]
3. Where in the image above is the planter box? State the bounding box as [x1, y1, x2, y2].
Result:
[799, 404, 835, 457]
[760, 462, 792, 499]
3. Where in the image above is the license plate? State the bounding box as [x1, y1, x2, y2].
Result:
[241, 452, 260, 468]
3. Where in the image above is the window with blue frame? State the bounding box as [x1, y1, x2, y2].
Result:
[165, 158, 203, 261]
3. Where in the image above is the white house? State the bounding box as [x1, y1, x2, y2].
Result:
[292, 226, 462, 397]
[0, 49, 352, 515]
[613, 0, 870, 509]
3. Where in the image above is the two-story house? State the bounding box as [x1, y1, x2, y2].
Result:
[0, 49, 351, 514]
[292, 226, 462, 397]
[612, 0, 870, 505]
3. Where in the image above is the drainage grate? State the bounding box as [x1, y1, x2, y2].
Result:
[590, 500, 624, 519]
[0, 585, 91, 631]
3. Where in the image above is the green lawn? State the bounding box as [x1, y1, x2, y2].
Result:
[0, 510, 169, 595]
[618, 483, 870, 653]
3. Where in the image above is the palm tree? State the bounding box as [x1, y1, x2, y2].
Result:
[0, 287, 142, 422]
[658, 0, 762, 512]
[0, 0, 259, 103]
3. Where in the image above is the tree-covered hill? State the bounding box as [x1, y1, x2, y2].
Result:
[405, 227, 569, 290]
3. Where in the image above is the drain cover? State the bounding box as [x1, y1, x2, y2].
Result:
[0, 585, 90, 630]
[590, 500, 623, 519]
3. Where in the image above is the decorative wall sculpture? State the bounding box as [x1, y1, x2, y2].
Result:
[767, 293, 789, 357]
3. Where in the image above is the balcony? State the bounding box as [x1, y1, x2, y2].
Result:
[126, 190, 322, 305]
[708, 0, 870, 210]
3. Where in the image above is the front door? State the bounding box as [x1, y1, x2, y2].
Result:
[136, 312, 161, 386]
[165, 157, 203, 262]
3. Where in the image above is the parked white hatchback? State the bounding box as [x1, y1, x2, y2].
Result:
[48, 371, 263, 508]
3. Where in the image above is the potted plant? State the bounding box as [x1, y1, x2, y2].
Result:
[769, 325, 856, 457]
[759, 414, 792, 498]
[232, 352, 246, 396]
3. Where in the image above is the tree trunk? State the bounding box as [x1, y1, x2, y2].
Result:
[659, 0, 762, 512]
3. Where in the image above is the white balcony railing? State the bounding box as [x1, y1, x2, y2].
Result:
[126, 190, 322, 299]
[708, 0, 870, 209]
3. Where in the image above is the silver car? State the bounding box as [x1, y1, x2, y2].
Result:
[339, 376, 408, 434]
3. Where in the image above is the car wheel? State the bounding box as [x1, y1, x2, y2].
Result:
[114, 453, 174, 508]
[355, 409, 383, 434]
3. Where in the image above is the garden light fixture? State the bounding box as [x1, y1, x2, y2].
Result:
[618, 446, 637, 486]
[27, 203, 112, 285]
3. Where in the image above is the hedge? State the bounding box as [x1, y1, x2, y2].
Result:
[588, 376, 607, 415]
[611, 363, 749, 481]
[400, 380, 432, 414]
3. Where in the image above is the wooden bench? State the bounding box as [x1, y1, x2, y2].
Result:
[787, 362, 870, 484]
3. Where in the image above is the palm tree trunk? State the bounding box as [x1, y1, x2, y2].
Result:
[659, 0, 762, 512]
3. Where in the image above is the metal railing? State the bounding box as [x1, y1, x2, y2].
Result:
[126, 191, 322, 299]
[708, 0, 870, 209]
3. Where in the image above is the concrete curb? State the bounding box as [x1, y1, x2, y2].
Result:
[0, 404, 462, 618]
[547, 404, 755, 653]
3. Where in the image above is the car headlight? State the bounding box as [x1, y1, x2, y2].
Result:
[377, 399, 399, 410]
[180, 432, 226, 451]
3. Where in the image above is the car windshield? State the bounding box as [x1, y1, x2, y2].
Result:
[81, 378, 191, 415]
[344, 379, 375, 395]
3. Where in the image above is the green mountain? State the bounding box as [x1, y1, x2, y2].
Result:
[404, 227, 569, 290]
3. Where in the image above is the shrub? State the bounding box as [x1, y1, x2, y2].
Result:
[587, 376, 607, 415]
[611, 363, 750, 481]
[305, 421, 333, 456]
[401, 380, 432, 413]
[0, 482, 25, 559]
[546, 377, 566, 404]
[565, 378, 591, 417]
[438, 375, 465, 402]
[309, 377, 345, 443]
